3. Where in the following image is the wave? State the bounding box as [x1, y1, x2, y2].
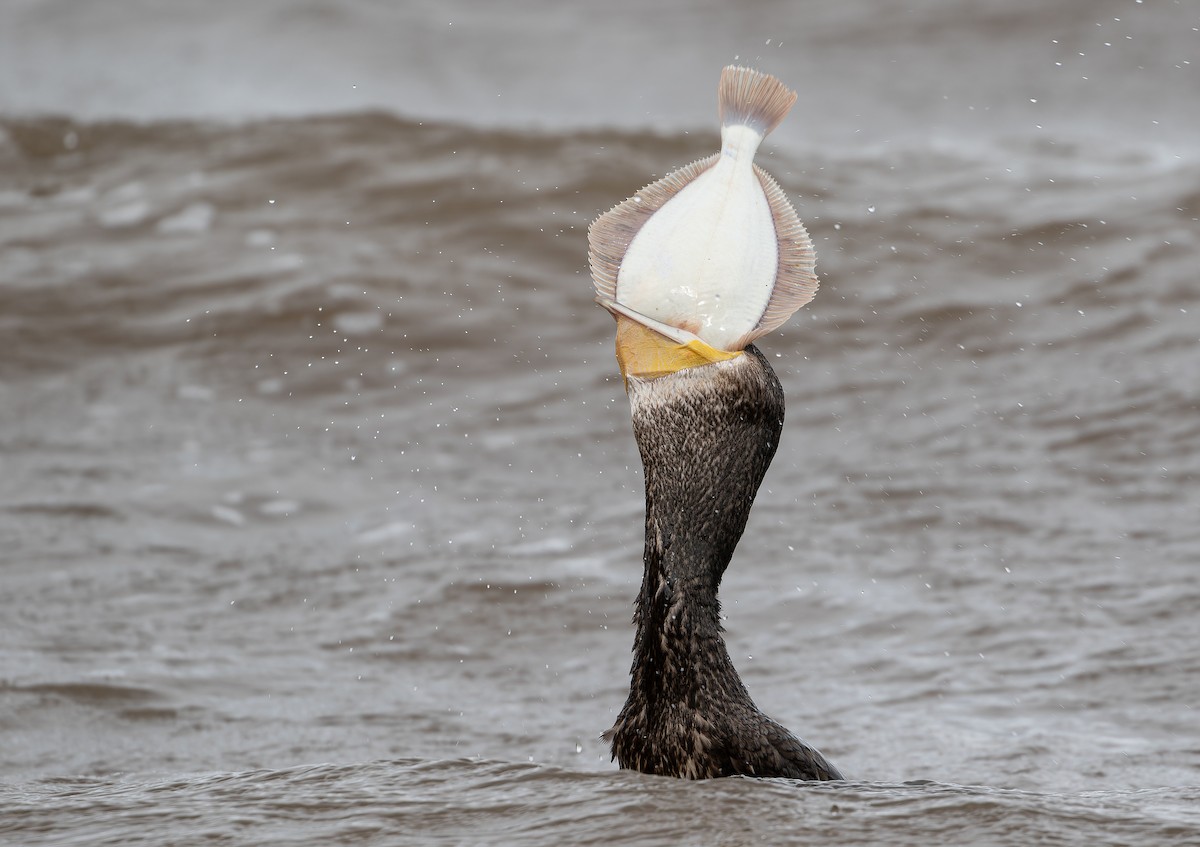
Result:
[2, 758, 1197, 845]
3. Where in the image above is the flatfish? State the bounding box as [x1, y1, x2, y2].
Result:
[589, 65, 817, 378]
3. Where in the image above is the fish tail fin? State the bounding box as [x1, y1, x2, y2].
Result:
[718, 66, 797, 136]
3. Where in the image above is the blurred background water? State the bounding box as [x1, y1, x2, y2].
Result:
[1, 1, 1198, 844]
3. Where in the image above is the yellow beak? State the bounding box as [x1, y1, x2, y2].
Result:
[614, 314, 741, 384]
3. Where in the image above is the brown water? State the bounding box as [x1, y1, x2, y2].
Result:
[2, 2, 1199, 845]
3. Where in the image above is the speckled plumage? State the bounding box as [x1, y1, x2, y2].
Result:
[605, 347, 841, 781]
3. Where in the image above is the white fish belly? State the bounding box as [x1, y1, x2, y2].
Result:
[615, 156, 778, 351]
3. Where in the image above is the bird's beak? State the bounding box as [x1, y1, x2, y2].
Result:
[612, 311, 741, 385]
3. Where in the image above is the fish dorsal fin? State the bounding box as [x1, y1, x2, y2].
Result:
[719, 65, 798, 135]
[587, 153, 720, 308]
[735, 164, 819, 348]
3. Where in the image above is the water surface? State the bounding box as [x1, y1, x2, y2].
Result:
[2, 1, 1198, 844]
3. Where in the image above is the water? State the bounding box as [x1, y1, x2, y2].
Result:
[2, 1, 1199, 844]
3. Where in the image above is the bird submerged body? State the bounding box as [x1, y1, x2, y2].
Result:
[588, 66, 840, 781]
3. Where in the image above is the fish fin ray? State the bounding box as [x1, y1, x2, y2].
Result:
[738, 165, 818, 347]
[718, 66, 797, 136]
[587, 153, 720, 305]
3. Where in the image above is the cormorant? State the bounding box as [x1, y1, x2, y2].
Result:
[588, 66, 841, 781]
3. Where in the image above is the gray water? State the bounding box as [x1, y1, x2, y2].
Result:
[2, 1, 1199, 844]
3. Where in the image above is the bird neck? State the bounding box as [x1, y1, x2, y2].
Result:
[627, 532, 743, 705]
[624, 345, 785, 707]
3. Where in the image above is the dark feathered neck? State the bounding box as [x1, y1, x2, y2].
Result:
[626, 344, 784, 702]
[605, 347, 841, 781]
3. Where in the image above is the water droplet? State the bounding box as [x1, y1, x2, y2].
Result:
[867, 205, 876, 214]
